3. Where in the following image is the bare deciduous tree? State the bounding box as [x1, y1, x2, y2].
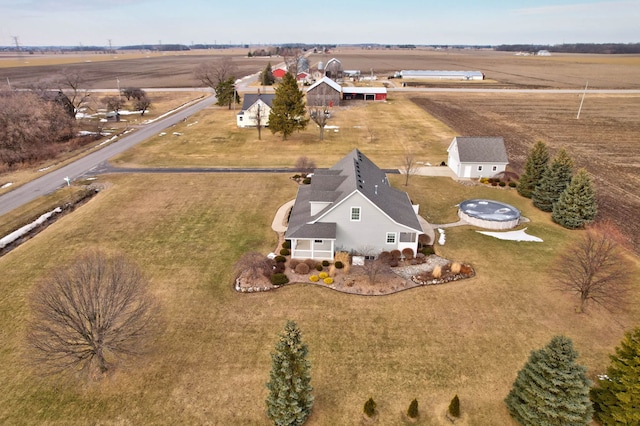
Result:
[281, 48, 304, 76]
[133, 91, 151, 116]
[27, 251, 159, 380]
[103, 95, 124, 120]
[357, 246, 389, 285]
[252, 103, 266, 140]
[0, 91, 75, 168]
[294, 156, 316, 174]
[56, 68, 92, 116]
[194, 57, 238, 90]
[401, 152, 420, 186]
[309, 107, 329, 141]
[554, 221, 632, 313]
[234, 252, 273, 281]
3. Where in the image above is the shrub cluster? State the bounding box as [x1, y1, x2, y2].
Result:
[309, 275, 319, 282]
[294, 263, 310, 274]
[270, 273, 289, 286]
[323, 277, 333, 285]
[279, 248, 290, 256]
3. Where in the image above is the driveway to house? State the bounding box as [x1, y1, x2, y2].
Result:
[0, 94, 218, 217]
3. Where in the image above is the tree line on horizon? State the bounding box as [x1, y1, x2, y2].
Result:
[496, 43, 640, 54]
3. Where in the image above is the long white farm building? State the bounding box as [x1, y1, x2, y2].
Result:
[396, 70, 484, 80]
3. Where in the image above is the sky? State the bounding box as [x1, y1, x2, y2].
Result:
[1, 0, 639, 47]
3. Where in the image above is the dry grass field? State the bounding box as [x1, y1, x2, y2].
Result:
[1, 173, 638, 425]
[1, 49, 639, 424]
[112, 95, 453, 169]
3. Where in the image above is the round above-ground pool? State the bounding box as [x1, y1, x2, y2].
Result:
[458, 199, 521, 230]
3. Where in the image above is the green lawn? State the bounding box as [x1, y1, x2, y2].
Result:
[1, 95, 639, 425]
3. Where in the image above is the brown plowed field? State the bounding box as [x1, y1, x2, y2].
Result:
[410, 92, 640, 252]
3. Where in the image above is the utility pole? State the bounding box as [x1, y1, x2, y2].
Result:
[576, 81, 588, 119]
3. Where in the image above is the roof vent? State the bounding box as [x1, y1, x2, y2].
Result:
[374, 185, 378, 195]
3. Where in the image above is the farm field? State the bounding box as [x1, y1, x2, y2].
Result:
[2, 48, 639, 90]
[1, 172, 638, 425]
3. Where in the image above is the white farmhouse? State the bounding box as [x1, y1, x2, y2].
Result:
[236, 93, 275, 128]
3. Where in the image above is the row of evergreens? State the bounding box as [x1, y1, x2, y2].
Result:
[265, 321, 640, 425]
[517, 141, 597, 228]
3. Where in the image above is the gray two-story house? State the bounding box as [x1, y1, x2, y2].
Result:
[285, 149, 425, 260]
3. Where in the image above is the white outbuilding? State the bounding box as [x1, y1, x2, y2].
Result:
[447, 136, 509, 179]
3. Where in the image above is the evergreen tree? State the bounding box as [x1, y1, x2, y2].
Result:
[552, 168, 598, 229]
[269, 73, 309, 140]
[407, 398, 419, 419]
[591, 327, 640, 425]
[518, 141, 550, 198]
[215, 76, 240, 109]
[532, 148, 574, 212]
[363, 397, 377, 417]
[266, 320, 313, 426]
[505, 335, 593, 425]
[448, 395, 460, 418]
[260, 62, 275, 86]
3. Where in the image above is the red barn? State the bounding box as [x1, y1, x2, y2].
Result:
[272, 68, 287, 78]
[342, 86, 387, 101]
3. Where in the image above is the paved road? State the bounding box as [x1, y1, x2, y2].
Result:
[0, 94, 218, 217]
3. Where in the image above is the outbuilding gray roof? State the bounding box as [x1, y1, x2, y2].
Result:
[240, 93, 275, 111]
[453, 136, 508, 163]
[286, 149, 422, 240]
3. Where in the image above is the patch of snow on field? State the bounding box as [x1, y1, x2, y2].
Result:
[159, 132, 166, 136]
[0, 207, 62, 249]
[187, 121, 198, 127]
[38, 166, 52, 172]
[437, 228, 446, 245]
[1, 182, 13, 189]
[477, 228, 543, 242]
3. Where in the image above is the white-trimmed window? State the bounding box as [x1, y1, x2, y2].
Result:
[477, 165, 483, 171]
[386, 232, 396, 244]
[492, 165, 498, 172]
[350, 207, 361, 221]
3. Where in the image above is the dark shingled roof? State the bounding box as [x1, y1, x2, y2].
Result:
[454, 136, 508, 163]
[286, 149, 422, 240]
[240, 93, 275, 111]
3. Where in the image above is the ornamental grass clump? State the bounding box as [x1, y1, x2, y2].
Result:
[294, 262, 310, 275]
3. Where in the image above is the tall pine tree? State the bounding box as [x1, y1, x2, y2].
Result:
[266, 320, 313, 426]
[532, 148, 574, 212]
[215, 76, 240, 109]
[518, 141, 550, 198]
[269, 73, 309, 140]
[552, 168, 598, 229]
[591, 327, 640, 425]
[260, 62, 275, 86]
[505, 335, 593, 425]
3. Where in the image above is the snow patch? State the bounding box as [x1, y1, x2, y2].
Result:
[476, 228, 543, 242]
[0, 207, 62, 249]
[1, 182, 13, 189]
[437, 228, 446, 245]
